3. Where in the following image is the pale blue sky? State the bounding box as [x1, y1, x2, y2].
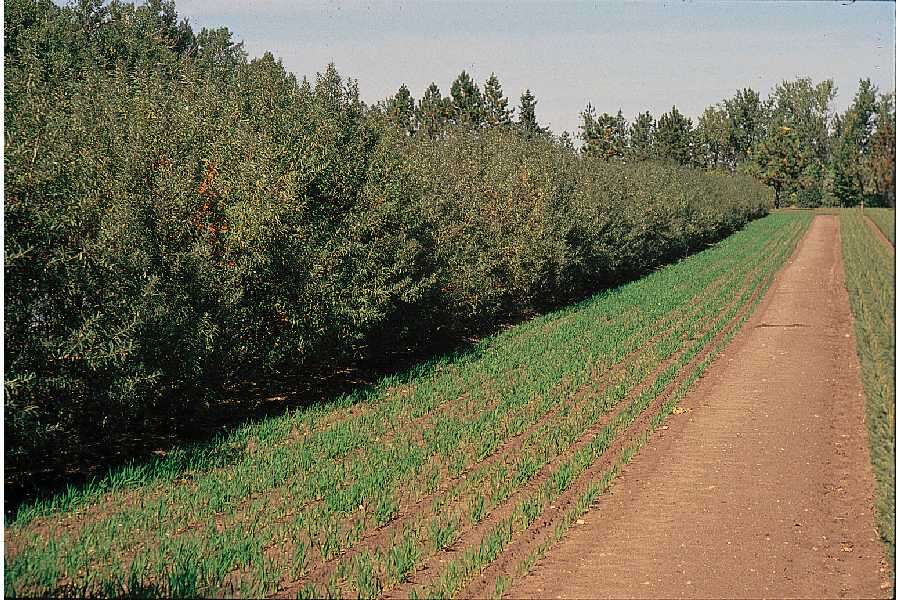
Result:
[174, 0, 895, 135]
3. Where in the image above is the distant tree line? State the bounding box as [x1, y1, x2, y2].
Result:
[577, 80, 895, 208]
[378, 71, 548, 139]
[374, 68, 895, 209]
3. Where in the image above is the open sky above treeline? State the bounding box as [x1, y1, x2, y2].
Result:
[168, 0, 895, 136]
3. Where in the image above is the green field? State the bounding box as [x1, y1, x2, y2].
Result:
[841, 209, 896, 564]
[5, 213, 810, 598]
[865, 207, 896, 245]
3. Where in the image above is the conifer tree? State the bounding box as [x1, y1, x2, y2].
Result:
[578, 102, 600, 156]
[387, 83, 416, 135]
[628, 111, 655, 161]
[482, 73, 512, 127]
[655, 106, 695, 166]
[593, 110, 628, 160]
[416, 82, 450, 137]
[450, 70, 484, 128]
[518, 89, 546, 136]
[558, 130, 576, 153]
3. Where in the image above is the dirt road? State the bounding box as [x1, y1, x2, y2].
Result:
[509, 215, 891, 599]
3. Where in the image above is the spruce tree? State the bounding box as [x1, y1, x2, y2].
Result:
[450, 70, 484, 128]
[387, 83, 416, 135]
[518, 89, 548, 137]
[416, 82, 450, 137]
[628, 111, 655, 161]
[483, 73, 512, 127]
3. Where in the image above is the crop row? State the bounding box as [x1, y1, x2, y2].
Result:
[840, 209, 896, 565]
[303, 251, 770, 597]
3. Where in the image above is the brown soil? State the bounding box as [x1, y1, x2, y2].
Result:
[389, 246, 776, 599]
[509, 215, 892, 599]
[864, 214, 895, 252]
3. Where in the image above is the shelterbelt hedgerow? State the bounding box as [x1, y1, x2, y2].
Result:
[5, 0, 771, 489]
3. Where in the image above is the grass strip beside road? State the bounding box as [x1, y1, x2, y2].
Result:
[865, 207, 896, 245]
[841, 208, 896, 565]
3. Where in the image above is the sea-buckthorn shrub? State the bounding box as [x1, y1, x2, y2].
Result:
[4, 0, 772, 479]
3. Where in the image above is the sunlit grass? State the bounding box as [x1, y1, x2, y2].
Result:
[865, 207, 895, 244]
[841, 208, 895, 565]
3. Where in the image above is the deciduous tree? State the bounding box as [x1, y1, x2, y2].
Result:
[723, 88, 767, 167]
[697, 105, 732, 170]
[749, 125, 809, 208]
[767, 77, 835, 166]
[863, 93, 896, 207]
[831, 79, 878, 206]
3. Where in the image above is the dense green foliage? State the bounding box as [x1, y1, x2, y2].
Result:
[840, 209, 895, 563]
[4, 0, 773, 479]
[579, 79, 895, 208]
[5, 213, 809, 598]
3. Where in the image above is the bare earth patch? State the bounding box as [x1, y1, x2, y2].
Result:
[509, 215, 892, 599]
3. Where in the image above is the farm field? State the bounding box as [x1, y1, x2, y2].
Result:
[5, 212, 810, 598]
[5, 2, 897, 599]
[507, 214, 892, 598]
[865, 207, 896, 246]
[841, 208, 896, 563]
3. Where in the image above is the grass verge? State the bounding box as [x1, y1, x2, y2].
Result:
[865, 207, 896, 245]
[840, 208, 896, 566]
